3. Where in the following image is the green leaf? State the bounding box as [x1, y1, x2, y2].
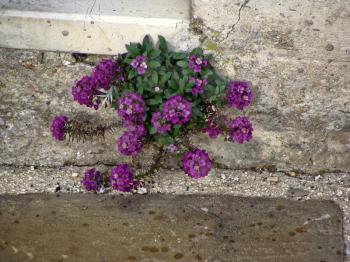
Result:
[171, 52, 187, 60]
[148, 61, 161, 68]
[164, 89, 172, 98]
[137, 85, 144, 95]
[157, 134, 174, 145]
[173, 125, 181, 137]
[179, 78, 185, 90]
[191, 47, 203, 56]
[173, 71, 180, 81]
[151, 71, 158, 84]
[147, 96, 162, 105]
[126, 43, 140, 57]
[142, 35, 152, 48]
[128, 70, 137, 80]
[158, 35, 168, 53]
[169, 79, 178, 90]
[176, 61, 188, 68]
[149, 127, 157, 135]
[149, 49, 161, 59]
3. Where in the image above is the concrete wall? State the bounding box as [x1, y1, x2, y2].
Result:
[191, 0, 350, 173]
[0, 0, 349, 173]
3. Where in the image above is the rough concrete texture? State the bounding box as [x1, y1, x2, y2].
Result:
[0, 49, 159, 167]
[0, 194, 344, 262]
[0, 167, 349, 260]
[190, 0, 350, 173]
[0, 0, 192, 54]
[0, 1, 349, 173]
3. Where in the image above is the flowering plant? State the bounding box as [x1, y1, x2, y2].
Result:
[50, 35, 254, 193]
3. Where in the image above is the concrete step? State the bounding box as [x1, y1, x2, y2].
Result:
[0, 0, 191, 54]
[0, 194, 344, 261]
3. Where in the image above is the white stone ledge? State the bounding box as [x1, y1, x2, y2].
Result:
[0, 0, 191, 54]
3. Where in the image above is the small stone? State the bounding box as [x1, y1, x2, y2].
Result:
[315, 175, 322, 181]
[62, 60, 71, 66]
[267, 176, 279, 183]
[137, 187, 147, 195]
[288, 172, 296, 177]
[30, 166, 35, 171]
[200, 207, 209, 212]
[336, 190, 343, 197]
[325, 43, 334, 51]
[72, 173, 78, 178]
[221, 174, 226, 180]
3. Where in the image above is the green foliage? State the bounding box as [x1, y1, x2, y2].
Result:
[110, 35, 228, 142]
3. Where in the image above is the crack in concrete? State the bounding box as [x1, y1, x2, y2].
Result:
[224, 0, 250, 39]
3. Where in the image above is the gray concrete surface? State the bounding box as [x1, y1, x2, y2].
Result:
[190, 0, 350, 173]
[0, 0, 191, 54]
[0, 1, 349, 173]
[0, 194, 344, 262]
[0, 166, 349, 260]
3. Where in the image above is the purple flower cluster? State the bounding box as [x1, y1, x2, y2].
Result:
[131, 55, 147, 75]
[117, 131, 143, 156]
[202, 120, 221, 138]
[51, 115, 68, 141]
[151, 111, 171, 134]
[109, 164, 139, 192]
[71, 76, 100, 109]
[116, 93, 147, 156]
[91, 59, 122, 90]
[162, 95, 192, 125]
[182, 149, 212, 179]
[226, 81, 253, 110]
[124, 122, 147, 137]
[117, 92, 146, 125]
[228, 116, 253, 143]
[81, 168, 102, 192]
[188, 55, 208, 73]
[190, 77, 208, 95]
[150, 95, 192, 134]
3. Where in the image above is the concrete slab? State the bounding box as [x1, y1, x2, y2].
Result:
[0, 0, 191, 54]
[0, 194, 344, 262]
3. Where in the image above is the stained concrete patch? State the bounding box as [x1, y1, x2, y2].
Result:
[0, 194, 344, 261]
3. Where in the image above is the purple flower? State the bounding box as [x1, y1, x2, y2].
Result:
[71, 75, 100, 109]
[109, 163, 139, 192]
[226, 81, 253, 110]
[117, 92, 146, 124]
[91, 59, 122, 90]
[117, 131, 143, 156]
[131, 55, 147, 75]
[227, 116, 253, 143]
[124, 121, 147, 137]
[188, 55, 208, 73]
[151, 111, 171, 134]
[166, 144, 178, 153]
[81, 168, 102, 192]
[51, 115, 68, 141]
[182, 149, 212, 179]
[162, 95, 192, 125]
[190, 77, 208, 95]
[202, 120, 221, 138]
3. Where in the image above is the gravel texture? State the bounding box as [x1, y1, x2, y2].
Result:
[0, 166, 349, 260]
